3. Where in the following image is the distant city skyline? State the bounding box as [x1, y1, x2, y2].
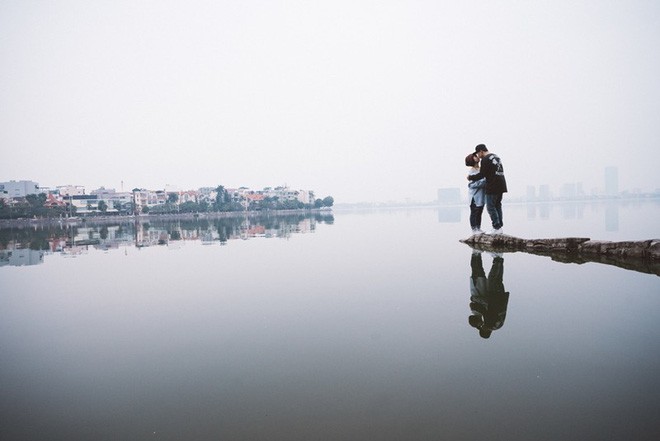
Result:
[438, 165, 658, 206]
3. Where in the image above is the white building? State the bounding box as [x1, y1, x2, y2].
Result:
[57, 185, 86, 196]
[198, 187, 218, 203]
[0, 180, 40, 198]
[0, 249, 45, 267]
[178, 190, 199, 204]
[296, 190, 314, 205]
[91, 187, 132, 211]
[69, 194, 99, 214]
[264, 186, 314, 204]
[133, 189, 167, 213]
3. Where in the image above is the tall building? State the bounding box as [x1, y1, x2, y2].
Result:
[0, 180, 40, 198]
[560, 183, 577, 200]
[605, 167, 618, 196]
[437, 188, 461, 205]
[526, 185, 536, 201]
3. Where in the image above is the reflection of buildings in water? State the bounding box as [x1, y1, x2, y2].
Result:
[0, 214, 334, 264]
[525, 203, 555, 220]
[560, 203, 585, 220]
[294, 218, 313, 234]
[58, 225, 135, 250]
[0, 248, 44, 267]
[525, 201, 622, 232]
[49, 237, 69, 252]
[275, 218, 314, 237]
[135, 226, 169, 247]
[237, 217, 317, 239]
[437, 207, 461, 223]
[468, 252, 510, 339]
[527, 204, 536, 220]
[200, 231, 215, 244]
[95, 242, 120, 252]
[247, 225, 266, 237]
[61, 246, 89, 257]
[605, 203, 619, 232]
[179, 229, 200, 241]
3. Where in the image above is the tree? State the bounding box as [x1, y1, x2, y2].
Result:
[26, 193, 45, 208]
[98, 200, 108, 213]
[262, 196, 277, 210]
[179, 201, 201, 213]
[21, 193, 48, 217]
[322, 196, 334, 207]
[214, 185, 229, 210]
[214, 185, 238, 211]
[168, 193, 179, 204]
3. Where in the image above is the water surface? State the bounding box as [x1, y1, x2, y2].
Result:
[1, 202, 659, 440]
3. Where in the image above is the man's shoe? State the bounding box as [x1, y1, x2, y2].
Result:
[472, 229, 484, 235]
[487, 228, 503, 235]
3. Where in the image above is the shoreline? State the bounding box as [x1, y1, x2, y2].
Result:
[0, 208, 333, 228]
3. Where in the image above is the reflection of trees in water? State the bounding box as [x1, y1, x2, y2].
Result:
[0, 224, 78, 251]
[214, 217, 243, 243]
[0, 213, 335, 251]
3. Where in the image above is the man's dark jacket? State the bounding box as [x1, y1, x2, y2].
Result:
[469, 153, 508, 194]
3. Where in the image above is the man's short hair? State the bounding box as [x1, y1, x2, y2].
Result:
[475, 144, 488, 153]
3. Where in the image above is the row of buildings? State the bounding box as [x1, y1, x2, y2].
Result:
[0, 180, 317, 215]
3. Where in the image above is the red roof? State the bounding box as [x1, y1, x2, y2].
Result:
[245, 193, 265, 202]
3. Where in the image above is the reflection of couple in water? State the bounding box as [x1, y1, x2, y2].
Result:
[469, 251, 510, 339]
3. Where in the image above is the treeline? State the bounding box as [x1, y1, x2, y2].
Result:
[147, 197, 334, 214]
[0, 194, 71, 220]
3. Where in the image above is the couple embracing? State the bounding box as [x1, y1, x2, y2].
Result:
[465, 144, 507, 235]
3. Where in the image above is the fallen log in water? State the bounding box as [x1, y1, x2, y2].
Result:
[460, 234, 660, 276]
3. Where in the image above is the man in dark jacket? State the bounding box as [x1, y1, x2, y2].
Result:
[467, 144, 507, 234]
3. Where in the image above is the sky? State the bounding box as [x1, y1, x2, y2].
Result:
[1, 0, 659, 203]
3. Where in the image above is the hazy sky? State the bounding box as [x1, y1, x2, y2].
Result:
[1, 0, 659, 203]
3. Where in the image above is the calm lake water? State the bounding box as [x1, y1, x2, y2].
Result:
[1, 201, 659, 440]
